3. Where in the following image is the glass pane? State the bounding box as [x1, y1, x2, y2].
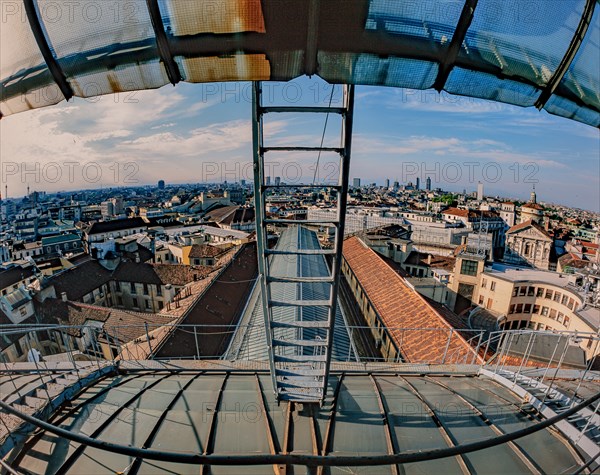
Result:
[0, 4, 46, 78]
[176, 55, 270, 82]
[462, 0, 586, 87]
[162, 0, 265, 36]
[37, 0, 155, 59]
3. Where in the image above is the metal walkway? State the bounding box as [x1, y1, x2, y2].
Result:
[251, 81, 355, 402]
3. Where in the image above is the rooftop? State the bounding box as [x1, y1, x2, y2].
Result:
[343, 236, 480, 363]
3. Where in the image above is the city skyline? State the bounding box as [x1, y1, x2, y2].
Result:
[1, 79, 598, 211]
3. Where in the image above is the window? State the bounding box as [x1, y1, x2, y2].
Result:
[519, 287, 527, 296]
[533, 305, 540, 314]
[481, 278, 487, 288]
[553, 292, 561, 302]
[512, 287, 519, 297]
[157, 286, 162, 297]
[541, 306, 549, 316]
[523, 303, 532, 313]
[460, 259, 478, 276]
[132, 297, 138, 308]
[115, 281, 121, 292]
[557, 312, 564, 324]
[509, 304, 515, 314]
[145, 300, 151, 309]
[158, 301, 164, 310]
[479, 295, 484, 305]
[130, 282, 136, 294]
[545, 289, 553, 299]
[568, 298, 575, 310]
[536, 287, 544, 298]
[486, 298, 493, 309]
[550, 309, 557, 319]
[143, 284, 149, 295]
[561, 295, 568, 306]
[490, 281, 496, 291]
[527, 286, 535, 297]
[564, 316, 570, 327]
[516, 303, 523, 313]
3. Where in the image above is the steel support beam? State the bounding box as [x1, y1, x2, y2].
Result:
[433, 0, 479, 92]
[145, 0, 182, 85]
[535, 0, 596, 110]
[22, 0, 73, 101]
[322, 85, 354, 398]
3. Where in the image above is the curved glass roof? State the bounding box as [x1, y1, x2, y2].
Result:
[1, 0, 599, 127]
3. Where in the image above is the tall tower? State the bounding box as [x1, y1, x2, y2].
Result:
[477, 182, 484, 201]
[426, 176, 431, 191]
[530, 185, 537, 204]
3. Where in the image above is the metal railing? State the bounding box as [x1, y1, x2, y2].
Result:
[1, 324, 598, 367]
[1, 324, 599, 466]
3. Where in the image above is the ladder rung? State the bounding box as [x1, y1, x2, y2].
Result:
[265, 249, 335, 256]
[271, 320, 330, 329]
[278, 379, 324, 389]
[277, 391, 322, 402]
[270, 299, 331, 307]
[259, 106, 347, 114]
[264, 219, 339, 226]
[274, 354, 328, 363]
[268, 276, 334, 284]
[273, 339, 328, 347]
[277, 368, 325, 377]
[262, 147, 344, 153]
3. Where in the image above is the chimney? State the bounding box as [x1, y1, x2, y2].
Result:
[61, 292, 67, 302]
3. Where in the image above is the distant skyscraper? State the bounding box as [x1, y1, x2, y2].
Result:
[415, 177, 420, 190]
[477, 182, 484, 201]
[385, 178, 390, 188]
[266, 176, 271, 186]
[158, 180, 165, 190]
[275, 176, 281, 186]
[426, 176, 431, 191]
[353, 178, 361, 188]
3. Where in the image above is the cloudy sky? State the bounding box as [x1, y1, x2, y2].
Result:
[1, 77, 598, 211]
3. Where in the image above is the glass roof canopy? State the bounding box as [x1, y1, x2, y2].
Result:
[1, 0, 599, 127]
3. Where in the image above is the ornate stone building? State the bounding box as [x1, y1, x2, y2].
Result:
[504, 220, 553, 270]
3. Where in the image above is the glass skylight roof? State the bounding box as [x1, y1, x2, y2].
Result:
[0, 0, 598, 127]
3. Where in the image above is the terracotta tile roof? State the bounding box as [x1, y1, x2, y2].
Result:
[522, 202, 544, 211]
[37, 299, 176, 342]
[155, 243, 258, 358]
[558, 253, 590, 269]
[404, 251, 456, 271]
[188, 244, 228, 259]
[151, 264, 213, 285]
[442, 207, 469, 217]
[343, 237, 481, 364]
[507, 219, 552, 239]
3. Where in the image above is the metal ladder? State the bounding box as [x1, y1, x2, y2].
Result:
[251, 81, 355, 402]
